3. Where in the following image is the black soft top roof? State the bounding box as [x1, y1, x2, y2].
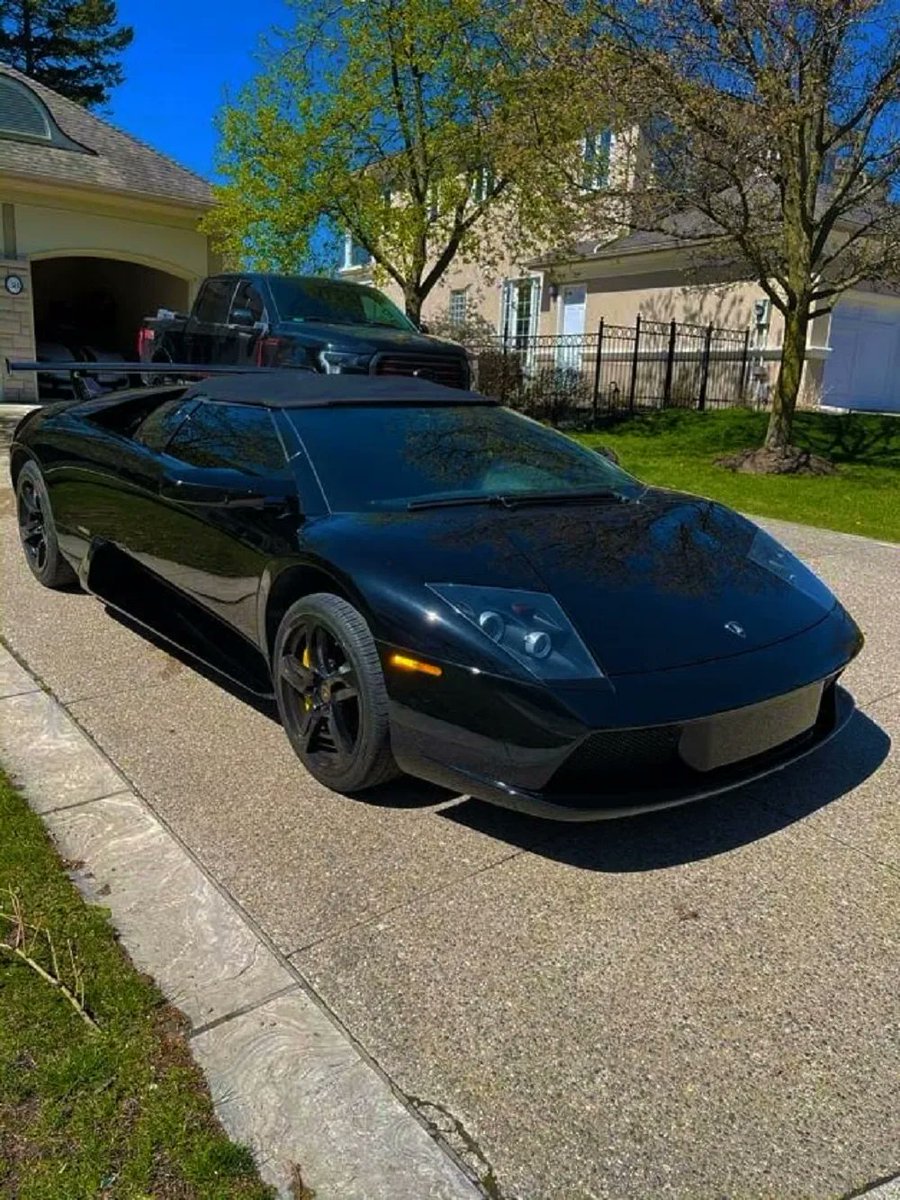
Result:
[184, 371, 494, 409]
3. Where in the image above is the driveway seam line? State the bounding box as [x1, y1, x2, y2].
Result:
[188, 982, 301, 1039]
[6, 658, 485, 1199]
[284, 845, 530, 957]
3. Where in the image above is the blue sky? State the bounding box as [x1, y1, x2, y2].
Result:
[109, 0, 290, 180]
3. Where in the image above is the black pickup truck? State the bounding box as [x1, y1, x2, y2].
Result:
[138, 272, 470, 388]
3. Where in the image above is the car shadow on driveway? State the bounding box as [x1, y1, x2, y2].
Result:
[435, 709, 891, 872]
[105, 609, 891, 857]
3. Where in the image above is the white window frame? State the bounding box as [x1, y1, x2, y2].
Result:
[471, 165, 493, 205]
[500, 275, 542, 368]
[449, 287, 468, 327]
[581, 128, 614, 192]
[342, 231, 372, 271]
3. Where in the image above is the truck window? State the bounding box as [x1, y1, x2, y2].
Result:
[230, 280, 266, 324]
[193, 278, 236, 324]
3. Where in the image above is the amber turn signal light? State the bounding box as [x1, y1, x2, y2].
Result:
[388, 653, 443, 677]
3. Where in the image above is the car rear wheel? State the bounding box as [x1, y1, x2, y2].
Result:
[16, 461, 76, 589]
[273, 593, 398, 793]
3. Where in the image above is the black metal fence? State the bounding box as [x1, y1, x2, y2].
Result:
[468, 317, 757, 427]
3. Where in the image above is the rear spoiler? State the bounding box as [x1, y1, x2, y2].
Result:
[5, 360, 300, 375]
[5, 359, 310, 401]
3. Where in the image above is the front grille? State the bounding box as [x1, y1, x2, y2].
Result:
[550, 726, 682, 793]
[547, 682, 833, 799]
[372, 352, 467, 388]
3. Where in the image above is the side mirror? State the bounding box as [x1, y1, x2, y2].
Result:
[230, 307, 256, 328]
[159, 471, 294, 511]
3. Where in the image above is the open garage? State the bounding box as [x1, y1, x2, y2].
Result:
[0, 64, 213, 401]
[31, 255, 189, 362]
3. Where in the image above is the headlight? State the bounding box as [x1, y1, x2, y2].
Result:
[427, 584, 604, 681]
[747, 529, 834, 608]
[319, 350, 371, 374]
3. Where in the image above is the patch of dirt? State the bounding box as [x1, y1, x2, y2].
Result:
[289, 1163, 317, 1199]
[149, 1003, 195, 1077]
[715, 445, 838, 475]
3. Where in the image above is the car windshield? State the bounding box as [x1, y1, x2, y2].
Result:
[288, 404, 641, 512]
[268, 277, 415, 331]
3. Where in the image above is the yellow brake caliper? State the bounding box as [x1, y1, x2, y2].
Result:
[302, 646, 312, 711]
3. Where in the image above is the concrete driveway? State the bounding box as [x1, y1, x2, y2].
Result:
[1, 457, 898, 1199]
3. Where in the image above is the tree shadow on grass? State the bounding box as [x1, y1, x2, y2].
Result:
[437, 708, 890, 872]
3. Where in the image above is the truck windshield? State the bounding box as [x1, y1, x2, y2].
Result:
[268, 278, 415, 331]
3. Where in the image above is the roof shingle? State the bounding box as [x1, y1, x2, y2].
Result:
[0, 65, 213, 208]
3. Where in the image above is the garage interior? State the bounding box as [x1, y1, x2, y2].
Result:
[31, 256, 189, 362]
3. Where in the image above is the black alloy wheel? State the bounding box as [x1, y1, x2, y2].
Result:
[273, 593, 398, 793]
[16, 461, 76, 589]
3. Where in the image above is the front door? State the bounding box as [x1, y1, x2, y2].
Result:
[556, 284, 586, 369]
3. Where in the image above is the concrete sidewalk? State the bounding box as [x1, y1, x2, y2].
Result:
[2, 466, 898, 1198]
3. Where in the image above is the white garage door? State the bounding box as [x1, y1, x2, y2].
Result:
[821, 303, 900, 412]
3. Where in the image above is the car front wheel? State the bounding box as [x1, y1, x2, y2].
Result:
[273, 593, 398, 793]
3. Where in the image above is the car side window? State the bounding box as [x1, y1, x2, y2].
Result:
[133, 398, 195, 452]
[165, 402, 288, 476]
[230, 280, 266, 324]
[193, 278, 236, 324]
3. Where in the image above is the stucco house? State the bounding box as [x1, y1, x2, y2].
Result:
[343, 129, 900, 413]
[0, 64, 215, 401]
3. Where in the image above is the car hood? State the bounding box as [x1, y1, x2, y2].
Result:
[496, 491, 837, 675]
[316, 490, 838, 677]
[272, 320, 466, 358]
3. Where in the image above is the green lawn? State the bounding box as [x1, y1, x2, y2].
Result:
[576, 408, 900, 543]
[0, 771, 275, 1200]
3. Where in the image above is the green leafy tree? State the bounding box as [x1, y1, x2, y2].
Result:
[205, 0, 618, 322]
[576, 0, 900, 461]
[0, 0, 133, 107]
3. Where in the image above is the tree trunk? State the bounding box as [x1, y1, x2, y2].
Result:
[22, 0, 34, 73]
[765, 306, 809, 453]
[403, 289, 423, 326]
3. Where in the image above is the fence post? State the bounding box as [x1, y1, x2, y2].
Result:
[663, 319, 677, 406]
[591, 319, 604, 428]
[698, 323, 713, 411]
[628, 313, 641, 412]
[739, 327, 751, 405]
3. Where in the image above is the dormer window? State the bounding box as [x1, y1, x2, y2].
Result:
[0, 75, 89, 151]
[582, 128, 613, 191]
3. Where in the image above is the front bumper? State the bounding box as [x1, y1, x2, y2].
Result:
[396, 682, 853, 820]
[384, 602, 862, 821]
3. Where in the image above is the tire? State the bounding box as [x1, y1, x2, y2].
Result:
[15, 461, 77, 589]
[273, 593, 398, 793]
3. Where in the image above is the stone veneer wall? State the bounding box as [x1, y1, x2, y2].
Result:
[0, 257, 37, 402]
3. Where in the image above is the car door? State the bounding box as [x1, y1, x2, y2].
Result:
[183, 277, 239, 364]
[48, 394, 198, 569]
[152, 399, 299, 641]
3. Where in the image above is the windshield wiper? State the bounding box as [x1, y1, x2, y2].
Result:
[407, 488, 624, 512]
[497, 488, 624, 508]
[407, 494, 507, 511]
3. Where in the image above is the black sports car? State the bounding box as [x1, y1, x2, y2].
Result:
[10, 372, 862, 820]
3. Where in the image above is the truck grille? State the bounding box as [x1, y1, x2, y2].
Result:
[371, 352, 468, 389]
